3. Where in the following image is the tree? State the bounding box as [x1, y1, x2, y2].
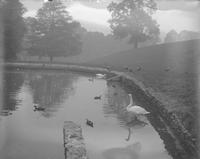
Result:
[164, 30, 178, 43]
[1, 0, 26, 61]
[107, 0, 160, 48]
[164, 30, 200, 43]
[178, 30, 200, 41]
[27, 0, 82, 62]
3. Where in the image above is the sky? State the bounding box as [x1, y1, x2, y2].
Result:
[21, 0, 200, 36]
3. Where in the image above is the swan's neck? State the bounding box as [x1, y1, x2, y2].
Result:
[127, 95, 133, 109]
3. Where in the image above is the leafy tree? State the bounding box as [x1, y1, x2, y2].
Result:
[178, 30, 200, 41]
[164, 30, 178, 43]
[27, 0, 82, 62]
[1, 0, 26, 61]
[107, 0, 160, 48]
[164, 30, 200, 43]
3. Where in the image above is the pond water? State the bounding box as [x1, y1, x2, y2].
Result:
[0, 70, 172, 159]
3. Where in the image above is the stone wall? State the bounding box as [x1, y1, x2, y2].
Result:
[63, 121, 88, 159]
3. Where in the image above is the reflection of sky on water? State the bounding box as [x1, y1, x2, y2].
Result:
[0, 71, 172, 159]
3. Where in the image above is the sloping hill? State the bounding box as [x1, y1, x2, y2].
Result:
[87, 39, 199, 75]
[87, 39, 200, 137]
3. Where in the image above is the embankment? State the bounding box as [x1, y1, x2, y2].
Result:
[113, 71, 199, 159]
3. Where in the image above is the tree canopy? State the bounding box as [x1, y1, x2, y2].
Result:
[107, 0, 160, 48]
[27, 0, 82, 62]
[164, 30, 178, 43]
[164, 30, 200, 43]
[1, 0, 26, 61]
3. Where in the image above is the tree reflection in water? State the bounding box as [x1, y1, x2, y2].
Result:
[28, 72, 77, 118]
[0, 70, 24, 116]
[104, 81, 148, 141]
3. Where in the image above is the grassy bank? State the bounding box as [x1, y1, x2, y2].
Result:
[86, 39, 200, 139]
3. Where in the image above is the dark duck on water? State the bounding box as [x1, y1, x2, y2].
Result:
[94, 95, 101, 100]
[86, 119, 94, 127]
[33, 104, 45, 111]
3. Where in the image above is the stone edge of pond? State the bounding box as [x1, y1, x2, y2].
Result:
[112, 71, 199, 158]
[2, 62, 114, 75]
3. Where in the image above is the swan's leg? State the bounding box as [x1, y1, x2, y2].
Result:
[125, 127, 131, 141]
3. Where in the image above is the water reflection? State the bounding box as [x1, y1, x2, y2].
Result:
[104, 81, 148, 141]
[28, 72, 77, 118]
[0, 70, 173, 159]
[125, 119, 148, 141]
[0, 71, 24, 116]
[103, 142, 141, 159]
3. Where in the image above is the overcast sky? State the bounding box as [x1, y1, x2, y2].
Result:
[21, 0, 200, 35]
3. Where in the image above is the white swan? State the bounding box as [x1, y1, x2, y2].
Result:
[126, 94, 150, 115]
[44, 0, 52, 3]
[96, 73, 106, 79]
[44, 0, 51, 2]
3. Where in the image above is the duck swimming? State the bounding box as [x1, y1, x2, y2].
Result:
[94, 95, 101, 100]
[34, 105, 45, 111]
[86, 119, 94, 127]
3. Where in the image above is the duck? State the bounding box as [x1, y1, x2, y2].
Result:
[34, 105, 45, 111]
[126, 94, 150, 115]
[94, 95, 101, 100]
[112, 85, 116, 88]
[86, 119, 94, 127]
[96, 73, 106, 79]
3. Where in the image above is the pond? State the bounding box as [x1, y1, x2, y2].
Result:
[0, 70, 172, 159]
